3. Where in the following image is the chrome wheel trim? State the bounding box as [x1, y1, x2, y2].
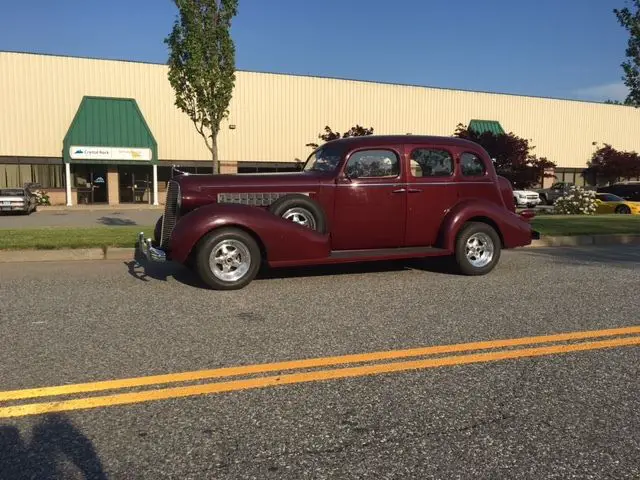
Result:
[465, 232, 494, 268]
[209, 239, 252, 283]
[282, 207, 316, 229]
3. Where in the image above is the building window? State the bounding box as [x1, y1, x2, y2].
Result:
[460, 152, 486, 177]
[409, 149, 453, 177]
[0, 164, 64, 189]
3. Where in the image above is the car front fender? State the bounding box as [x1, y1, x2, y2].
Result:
[439, 199, 533, 250]
[168, 203, 331, 265]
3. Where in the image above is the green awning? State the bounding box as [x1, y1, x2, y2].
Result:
[468, 119, 505, 136]
[63, 96, 158, 165]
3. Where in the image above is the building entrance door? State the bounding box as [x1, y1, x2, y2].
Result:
[119, 165, 151, 203]
[74, 165, 108, 204]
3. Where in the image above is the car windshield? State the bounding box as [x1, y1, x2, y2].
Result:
[303, 145, 344, 172]
[0, 188, 24, 196]
[598, 193, 624, 202]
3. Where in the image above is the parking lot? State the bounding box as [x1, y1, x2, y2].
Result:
[0, 245, 639, 478]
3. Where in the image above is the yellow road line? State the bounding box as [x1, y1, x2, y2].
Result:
[1, 325, 639, 402]
[1, 335, 638, 419]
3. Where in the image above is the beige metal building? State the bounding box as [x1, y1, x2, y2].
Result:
[2, 50, 640, 206]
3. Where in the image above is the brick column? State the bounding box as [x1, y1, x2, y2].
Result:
[107, 166, 120, 205]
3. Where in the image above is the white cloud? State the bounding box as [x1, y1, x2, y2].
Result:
[573, 82, 629, 101]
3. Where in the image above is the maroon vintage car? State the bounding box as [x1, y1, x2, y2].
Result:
[138, 135, 538, 290]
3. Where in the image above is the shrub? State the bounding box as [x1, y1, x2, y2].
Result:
[554, 185, 597, 215]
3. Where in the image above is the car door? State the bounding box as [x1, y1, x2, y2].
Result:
[404, 145, 458, 246]
[331, 146, 406, 250]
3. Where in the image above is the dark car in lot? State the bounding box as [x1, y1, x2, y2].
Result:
[597, 182, 640, 202]
[139, 135, 538, 290]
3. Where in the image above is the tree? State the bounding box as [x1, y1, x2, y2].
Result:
[453, 123, 556, 189]
[306, 124, 374, 149]
[165, 0, 239, 174]
[614, 1, 640, 107]
[586, 143, 640, 184]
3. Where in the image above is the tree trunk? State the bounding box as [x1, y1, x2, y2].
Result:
[211, 137, 219, 174]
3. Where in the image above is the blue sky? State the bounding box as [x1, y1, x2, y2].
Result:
[0, 0, 631, 102]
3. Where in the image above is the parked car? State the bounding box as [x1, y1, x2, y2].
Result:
[513, 189, 541, 208]
[535, 182, 574, 205]
[0, 185, 38, 214]
[138, 135, 538, 290]
[595, 193, 640, 215]
[597, 182, 640, 202]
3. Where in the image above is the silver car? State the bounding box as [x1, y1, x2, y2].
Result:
[0, 186, 38, 214]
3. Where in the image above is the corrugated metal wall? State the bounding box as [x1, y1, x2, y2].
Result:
[1, 51, 639, 168]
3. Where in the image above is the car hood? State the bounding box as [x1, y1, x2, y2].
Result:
[513, 190, 539, 195]
[174, 170, 331, 192]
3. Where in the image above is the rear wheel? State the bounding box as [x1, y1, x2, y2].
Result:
[454, 222, 501, 275]
[194, 228, 261, 290]
[615, 204, 631, 214]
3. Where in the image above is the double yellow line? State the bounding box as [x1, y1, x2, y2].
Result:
[1, 326, 639, 419]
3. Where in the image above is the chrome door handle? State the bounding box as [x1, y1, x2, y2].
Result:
[407, 188, 422, 193]
[392, 188, 406, 193]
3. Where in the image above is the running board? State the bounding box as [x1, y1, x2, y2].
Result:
[329, 246, 449, 260]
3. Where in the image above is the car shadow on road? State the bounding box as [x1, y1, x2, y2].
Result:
[0, 413, 107, 480]
[124, 249, 459, 290]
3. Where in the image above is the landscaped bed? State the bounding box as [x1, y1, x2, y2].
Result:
[0, 215, 638, 250]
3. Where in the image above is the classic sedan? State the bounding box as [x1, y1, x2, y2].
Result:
[0, 187, 37, 214]
[595, 193, 640, 215]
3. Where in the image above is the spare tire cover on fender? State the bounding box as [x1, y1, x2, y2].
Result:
[268, 194, 327, 233]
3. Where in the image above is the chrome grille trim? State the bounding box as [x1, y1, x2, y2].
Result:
[217, 192, 309, 206]
[160, 180, 180, 249]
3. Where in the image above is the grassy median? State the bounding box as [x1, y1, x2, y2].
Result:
[0, 225, 154, 250]
[0, 215, 639, 250]
[532, 214, 640, 236]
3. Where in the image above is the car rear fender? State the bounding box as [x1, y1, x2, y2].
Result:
[438, 199, 533, 250]
[169, 203, 331, 264]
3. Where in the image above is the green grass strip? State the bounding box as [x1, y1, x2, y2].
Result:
[532, 215, 640, 236]
[0, 225, 154, 250]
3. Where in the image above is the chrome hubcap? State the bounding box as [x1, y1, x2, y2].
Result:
[209, 239, 251, 282]
[282, 207, 316, 229]
[465, 232, 494, 268]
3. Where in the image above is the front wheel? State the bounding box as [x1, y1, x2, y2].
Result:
[615, 204, 631, 214]
[454, 222, 501, 275]
[194, 227, 261, 290]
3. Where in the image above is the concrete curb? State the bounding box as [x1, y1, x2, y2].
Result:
[0, 247, 136, 263]
[525, 234, 640, 248]
[0, 235, 638, 263]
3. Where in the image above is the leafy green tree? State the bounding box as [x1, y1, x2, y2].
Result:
[165, 0, 239, 173]
[586, 142, 640, 184]
[306, 124, 374, 149]
[614, 1, 640, 107]
[453, 123, 556, 189]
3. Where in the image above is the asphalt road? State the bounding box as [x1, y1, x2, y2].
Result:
[0, 245, 639, 479]
[0, 209, 161, 228]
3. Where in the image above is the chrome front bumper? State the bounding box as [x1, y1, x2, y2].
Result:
[138, 232, 167, 262]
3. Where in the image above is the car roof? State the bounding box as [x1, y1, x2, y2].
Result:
[323, 134, 484, 151]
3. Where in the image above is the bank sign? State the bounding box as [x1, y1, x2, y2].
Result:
[69, 146, 153, 161]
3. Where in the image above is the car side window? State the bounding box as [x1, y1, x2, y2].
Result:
[460, 152, 486, 177]
[409, 149, 453, 177]
[345, 149, 400, 178]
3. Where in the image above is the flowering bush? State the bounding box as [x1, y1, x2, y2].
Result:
[554, 185, 598, 215]
[32, 189, 51, 206]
